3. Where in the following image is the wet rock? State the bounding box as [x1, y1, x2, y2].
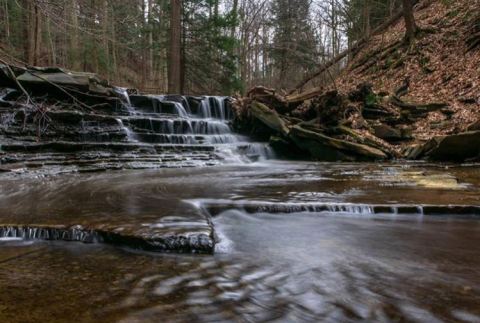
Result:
[15, 66, 114, 95]
[269, 136, 307, 159]
[201, 201, 480, 218]
[0, 225, 214, 254]
[423, 131, 480, 161]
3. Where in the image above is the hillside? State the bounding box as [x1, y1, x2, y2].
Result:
[238, 0, 480, 162]
[336, 0, 480, 140]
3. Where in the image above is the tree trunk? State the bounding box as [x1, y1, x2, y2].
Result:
[148, 0, 154, 83]
[69, 0, 81, 70]
[102, 0, 110, 80]
[4, 0, 10, 46]
[33, 3, 41, 65]
[168, 0, 182, 94]
[402, 0, 417, 43]
[24, 0, 35, 65]
[230, 0, 238, 39]
[46, 16, 56, 66]
[363, 0, 371, 37]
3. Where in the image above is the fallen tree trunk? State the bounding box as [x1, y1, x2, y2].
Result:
[292, 1, 422, 92]
[250, 101, 291, 137]
[290, 125, 388, 161]
[286, 86, 324, 104]
[247, 86, 289, 113]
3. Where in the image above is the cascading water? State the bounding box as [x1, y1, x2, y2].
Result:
[119, 94, 274, 162]
[115, 118, 139, 142]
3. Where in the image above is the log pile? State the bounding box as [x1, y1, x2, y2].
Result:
[233, 83, 478, 162]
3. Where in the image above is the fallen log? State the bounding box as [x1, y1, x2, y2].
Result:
[291, 0, 431, 93]
[336, 125, 401, 158]
[290, 124, 388, 161]
[389, 96, 449, 118]
[292, 9, 411, 92]
[247, 86, 289, 113]
[286, 86, 324, 104]
[250, 101, 291, 137]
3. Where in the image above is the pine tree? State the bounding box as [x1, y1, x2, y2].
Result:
[270, 0, 317, 89]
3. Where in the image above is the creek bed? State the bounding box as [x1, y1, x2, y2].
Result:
[0, 161, 479, 322]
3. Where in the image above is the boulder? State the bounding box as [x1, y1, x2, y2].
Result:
[16, 67, 113, 95]
[373, 124, 402, 141]
[269, 136, 307, 159]
[423, 131, 480, 161]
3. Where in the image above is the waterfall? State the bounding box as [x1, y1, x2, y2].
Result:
[122, 94, 275, 162]
[115, 118, 139, 142]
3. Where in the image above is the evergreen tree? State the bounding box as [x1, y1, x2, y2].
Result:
[270, 0, 318, 89]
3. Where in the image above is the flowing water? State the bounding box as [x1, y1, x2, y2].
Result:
[1, 162, 480, 322]
[0, 94, 480, 322]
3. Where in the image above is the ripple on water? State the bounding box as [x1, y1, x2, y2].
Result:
[0, 162, 480, 322]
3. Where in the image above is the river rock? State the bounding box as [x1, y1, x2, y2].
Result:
[423, 131, 480, 161]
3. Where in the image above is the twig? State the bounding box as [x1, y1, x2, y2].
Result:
[0, 58, 34, 106]
[28, 71, 94, 112]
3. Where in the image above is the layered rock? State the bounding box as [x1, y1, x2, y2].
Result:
[413, 131, 480, 162]
[0, 64, 274, 253]
[0, 64, 274, 174]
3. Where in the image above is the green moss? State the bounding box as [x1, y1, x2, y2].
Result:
[365, 93, 379, 107]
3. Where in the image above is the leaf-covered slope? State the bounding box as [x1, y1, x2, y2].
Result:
[336, 0, 480, 140]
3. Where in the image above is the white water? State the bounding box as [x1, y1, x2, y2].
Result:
[123, 95, 275, 161]
[115, 118, 139, 142]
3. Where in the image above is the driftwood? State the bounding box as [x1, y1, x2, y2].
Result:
[290, 125, 388, 160]
[389, 96, 449, 117]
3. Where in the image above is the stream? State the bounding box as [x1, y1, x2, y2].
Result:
[0, 95, 479, 322]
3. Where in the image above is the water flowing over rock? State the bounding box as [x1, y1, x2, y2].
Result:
[0, 66, 277, 253]
[0, 70, 274, 173]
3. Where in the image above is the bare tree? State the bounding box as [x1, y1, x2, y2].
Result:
[402, 0, 417, 43]
[168, 0, 182, 94]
